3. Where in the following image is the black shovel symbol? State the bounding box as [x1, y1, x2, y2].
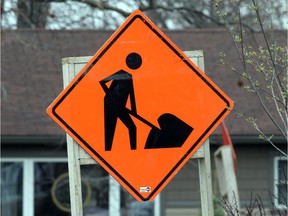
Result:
[128, 110, 193, 149]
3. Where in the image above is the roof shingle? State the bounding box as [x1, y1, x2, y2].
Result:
[1, 29, 286, 136]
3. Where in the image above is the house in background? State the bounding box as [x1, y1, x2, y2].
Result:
[1, 29, 287, 216]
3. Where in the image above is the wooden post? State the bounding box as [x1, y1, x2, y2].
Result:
[62, 59, 86, 216]
[62, 56, 121, 216]
[186, 51, 214, 216]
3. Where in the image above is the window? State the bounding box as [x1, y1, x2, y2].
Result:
[79, 164, 155, 216]
[1, 158, 69, 216]
[1, 162, 23, 216]
[1, 158, 157, 216]
[34, 161, 69, 216]
[274, 157, 287, 209]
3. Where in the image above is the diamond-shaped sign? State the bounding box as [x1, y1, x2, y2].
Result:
[47, 10, 233, 202]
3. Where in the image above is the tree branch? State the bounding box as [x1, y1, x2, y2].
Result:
[233, 111, 287, 156]
[77, 0, 131, 17]
[252, 0, 285, 95]
[216, 2, 287, 138]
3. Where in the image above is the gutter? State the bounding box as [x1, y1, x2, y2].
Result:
[1, 135, 66, 146]
[1, 134, 286, 146]
[210, 134, 287, 145]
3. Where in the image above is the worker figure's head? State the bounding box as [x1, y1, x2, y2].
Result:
[126, 52, 142, 70]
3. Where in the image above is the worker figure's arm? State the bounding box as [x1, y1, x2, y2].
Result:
[99, 78, 110, 94]
[129, 80, 137, 115]
[100, 71, 122, 94]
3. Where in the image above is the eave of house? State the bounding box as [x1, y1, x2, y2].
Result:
[1, 134, 286, 147]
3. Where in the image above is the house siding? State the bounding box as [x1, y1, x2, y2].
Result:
[1, 139, 286, 215]
[2, 29, 287, 215]
[160, 144, 285, 212]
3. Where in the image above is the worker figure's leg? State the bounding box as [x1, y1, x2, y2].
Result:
[104, 110, 117, 151]
[119, 111, 137, 150]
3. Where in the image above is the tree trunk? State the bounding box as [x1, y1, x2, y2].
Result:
[1, 0, 4, 17]
[17, 0, 49, 28]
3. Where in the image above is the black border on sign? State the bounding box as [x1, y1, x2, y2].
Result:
[52, 13, 231, 201]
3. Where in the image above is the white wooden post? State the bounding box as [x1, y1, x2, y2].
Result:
[109, 175, 121, 215]
[62, 57, 121, 216]
[62, 60, 85, 216]
[185, 51, 214, 216]
[154, 194, 161, 216]
[196, 139, 214, 216]
[23, 160, 34, 216]
[63, 50, 214, 216]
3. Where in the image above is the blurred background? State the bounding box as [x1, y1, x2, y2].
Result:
[1, 0, 287, 215]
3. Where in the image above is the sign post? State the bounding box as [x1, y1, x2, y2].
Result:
[186, 51, 214, 216]
[62, 57, 121, 216]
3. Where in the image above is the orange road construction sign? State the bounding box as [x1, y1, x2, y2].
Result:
[47, 10, 234, 202]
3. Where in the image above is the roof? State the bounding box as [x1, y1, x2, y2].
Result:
[1, 29, 286, 138]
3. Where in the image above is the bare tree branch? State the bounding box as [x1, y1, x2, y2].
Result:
[78, 0, 130, 17]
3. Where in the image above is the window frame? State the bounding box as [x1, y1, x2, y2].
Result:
[1, 157, 161, 216]
[1, 157, 68, 216]
[273, 156, 287, 210]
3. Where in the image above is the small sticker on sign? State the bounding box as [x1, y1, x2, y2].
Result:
[140, 186, 151, 193]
